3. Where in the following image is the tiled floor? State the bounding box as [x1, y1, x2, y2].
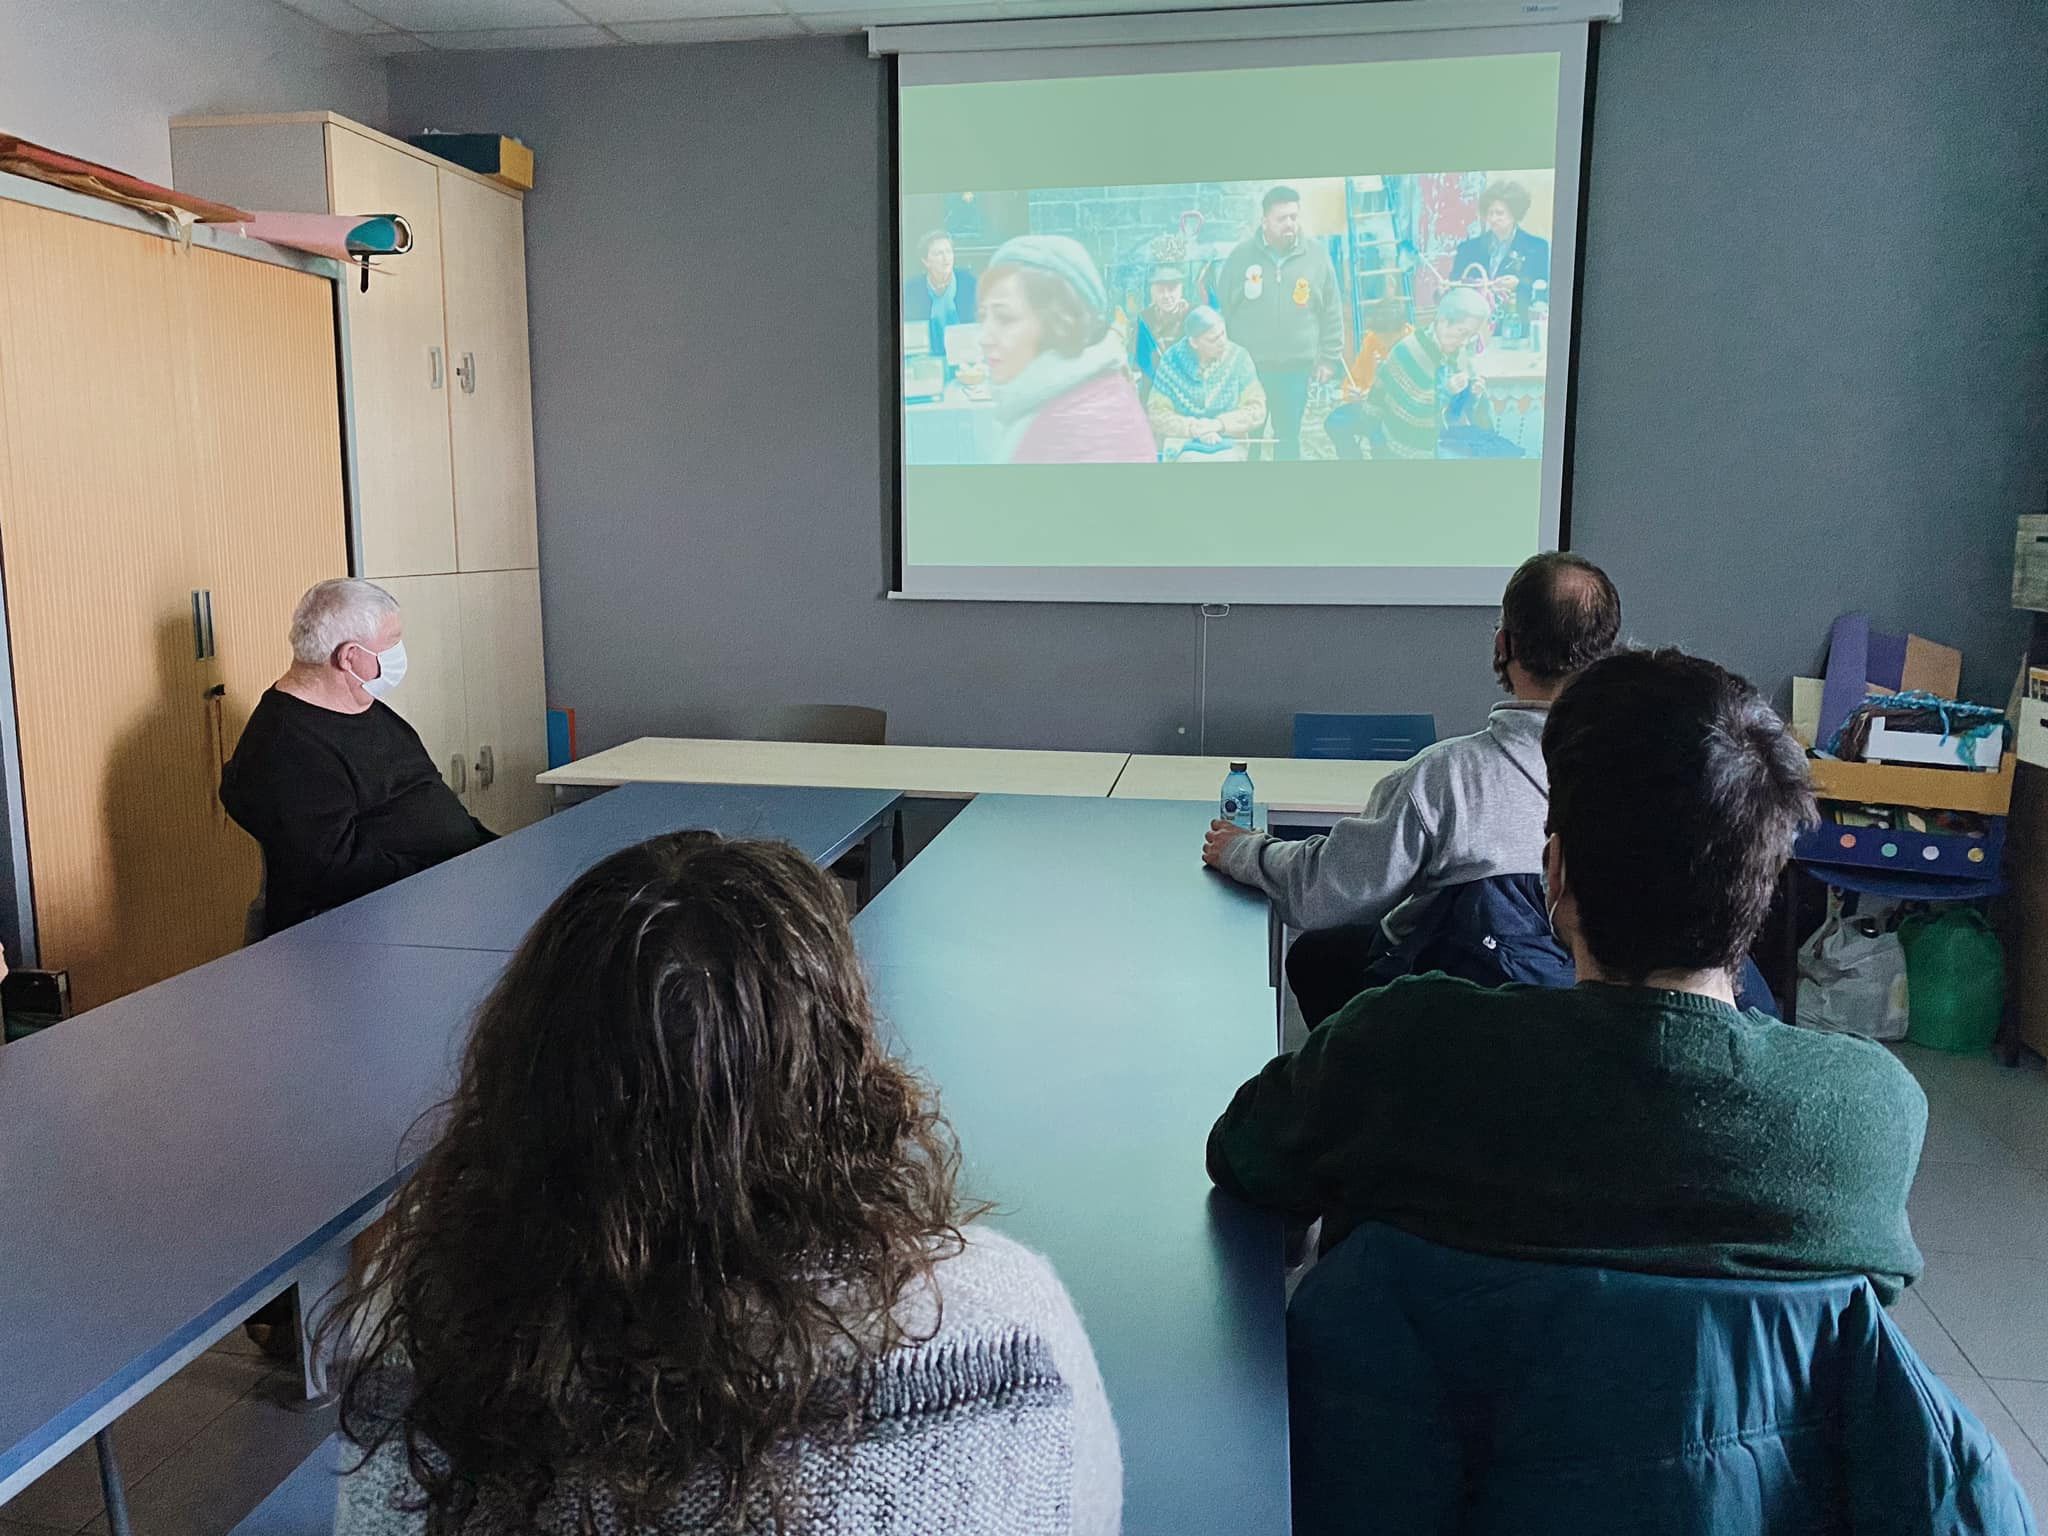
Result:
[0, 1332, 333, 1536]
[1892, 1042, 2048, 1514]
[3, 1040, 2046, 1535]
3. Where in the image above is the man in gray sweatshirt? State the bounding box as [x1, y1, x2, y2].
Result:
[1203, 552, 1622, 1019]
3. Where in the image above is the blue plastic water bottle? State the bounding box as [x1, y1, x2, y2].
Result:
[1220, 762, 1255, 830]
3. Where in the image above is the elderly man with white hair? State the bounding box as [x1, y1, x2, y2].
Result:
[1363, 285, 1495, 460]
[221, 578, 494, 937]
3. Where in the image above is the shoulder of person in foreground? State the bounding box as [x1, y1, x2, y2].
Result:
[1206, 974, 1501, 1213]
[337, 1228, 1124, 1536]
[907, 1226, 1123, 1536]
[1746, 1015, 1929, 1173]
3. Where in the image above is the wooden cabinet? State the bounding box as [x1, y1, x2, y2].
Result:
[375, 574, 469, 798]
[325, 124, 458, 577]
[460, 569, 550, 831]
[0, 194, 347, 1008]
[2009, 763, 2048, 1060]
[440, 173, 539, 573]
[172, 112, 550, 839]
[171, 113, 541, 582]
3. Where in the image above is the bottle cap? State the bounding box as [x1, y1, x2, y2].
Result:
[1229, 762, 1249, 772]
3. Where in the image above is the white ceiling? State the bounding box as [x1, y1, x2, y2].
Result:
[273, 0, 1348, 50]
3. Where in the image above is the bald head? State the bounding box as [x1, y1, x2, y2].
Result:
[1497, 552, 1622, 693]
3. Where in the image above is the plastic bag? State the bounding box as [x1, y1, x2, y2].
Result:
[1796, 890, 1910, 1040]
[1900, 908, 2004, 1054]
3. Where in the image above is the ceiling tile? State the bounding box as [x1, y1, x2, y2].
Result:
[271, 0, 394, 32]
[359, 0, 585, 30]
[357, 29, 433, 49]
[610, 13, 804, 37]
[416, 22, 618, 45]
[573, 0, 778, 20]
[783, 0, 992, 12]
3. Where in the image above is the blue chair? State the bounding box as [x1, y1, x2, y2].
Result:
[1293, 712, 1436, 762]
[1289, 1223, 2037, 1535]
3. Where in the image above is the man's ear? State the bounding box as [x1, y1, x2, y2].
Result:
[1543, 833, 1566, 911]
[1494, 627, 1512, 672]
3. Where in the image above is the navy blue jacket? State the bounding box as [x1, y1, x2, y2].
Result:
[1290, 1223, 2038, 1536]
[1364, 874, 1781, 1015]
[1447, 227, 1551, 294]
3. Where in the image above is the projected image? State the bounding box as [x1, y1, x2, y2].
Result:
[900, 172, 1557, 467]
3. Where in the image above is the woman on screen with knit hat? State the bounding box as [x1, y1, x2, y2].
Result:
[324, 833, 1121, 1536]
[978, 233, 1155, 464]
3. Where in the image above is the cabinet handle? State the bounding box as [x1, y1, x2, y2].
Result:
[450, 754, 467, 796]
[430, 346, 444, 390]
[191, 590, 205, 661]
[475, 744, 496, 791]
[456, 351, 477, 395]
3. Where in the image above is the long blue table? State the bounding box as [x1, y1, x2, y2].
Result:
[0, 783, 901, 1507]
[854, 795, 1291, 1535]
[293, 783, 898, 952]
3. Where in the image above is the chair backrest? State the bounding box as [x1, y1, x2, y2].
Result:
[720, 704, 887, 746]
[1292, 712, 1436, 762]
[1288, 1223, 2036, 1536]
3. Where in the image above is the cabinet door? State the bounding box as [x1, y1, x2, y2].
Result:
[183, 241, 352, 964]
[458, 568, 549, 833]
[0, 202, 215, 1008]
[328, 125, 459, 578]
[373, 575, 470, 798]
[439, 172, 539, 573]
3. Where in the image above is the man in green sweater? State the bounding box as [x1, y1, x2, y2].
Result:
[1208, 648, 1927, 1302]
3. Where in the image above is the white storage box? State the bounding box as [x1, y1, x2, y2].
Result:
[2020, 696, 2048, 770]
[1863, 717, 2005, 770]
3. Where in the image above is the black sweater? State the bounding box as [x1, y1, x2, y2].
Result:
[221, 688, 494, 934]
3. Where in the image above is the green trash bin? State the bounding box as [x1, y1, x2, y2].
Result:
[1900, 907, 2005, 1054]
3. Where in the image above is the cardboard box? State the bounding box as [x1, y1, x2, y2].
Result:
[1808, 753, 2016, 816]
[407, 132, 533, 192]
[1817, 613, 1964, 748]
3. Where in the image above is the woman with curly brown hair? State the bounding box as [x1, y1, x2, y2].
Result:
[327, 832, 1120, 1536]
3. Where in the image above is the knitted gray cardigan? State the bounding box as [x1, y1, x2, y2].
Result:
[337, 1229, 1121, 1536]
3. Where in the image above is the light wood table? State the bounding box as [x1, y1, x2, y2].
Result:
[537, 737, 1130, 800]
[1110, 753, 1401, 815]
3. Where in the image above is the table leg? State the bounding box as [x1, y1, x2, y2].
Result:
[96, 1430, 134, 1536]
[294, 1241, 352, 1401]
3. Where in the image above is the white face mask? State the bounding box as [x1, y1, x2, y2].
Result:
[355, 639, 408, 700]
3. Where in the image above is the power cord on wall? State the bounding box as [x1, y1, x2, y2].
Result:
[1195, 603, 1230, 755]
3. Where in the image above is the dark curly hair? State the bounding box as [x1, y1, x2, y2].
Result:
[326, 832, 974, 1532]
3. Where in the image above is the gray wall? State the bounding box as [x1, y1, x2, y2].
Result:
[0, 0, 387, 187]
[390, 0, 2046, 759]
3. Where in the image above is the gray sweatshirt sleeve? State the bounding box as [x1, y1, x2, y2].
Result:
[1216, 768, 1434, 932]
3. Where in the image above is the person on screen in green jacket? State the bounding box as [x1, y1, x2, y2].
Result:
[1208, 648, 1927, 1304]
[1217, 185, 1342, 462]
[1362, 285, 1492, 460]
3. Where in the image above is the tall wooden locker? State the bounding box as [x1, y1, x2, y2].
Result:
[0, 189, 348, 1009]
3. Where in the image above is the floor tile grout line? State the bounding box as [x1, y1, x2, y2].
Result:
[1916, 1248, 2048, 1384]
[1985, 1379, 2048, 1466]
